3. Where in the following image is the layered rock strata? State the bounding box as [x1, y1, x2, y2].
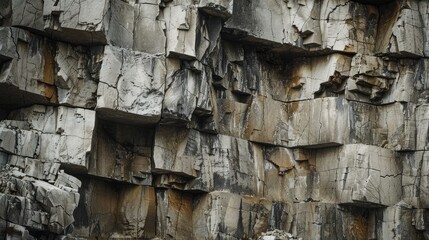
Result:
[1, 0, 429, 239]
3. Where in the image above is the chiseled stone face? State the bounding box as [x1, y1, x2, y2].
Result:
[2, 0, 429, 239]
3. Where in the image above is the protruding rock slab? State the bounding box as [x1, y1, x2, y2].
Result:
[97, 45, 166, 124]
[316, 144, 401, 206]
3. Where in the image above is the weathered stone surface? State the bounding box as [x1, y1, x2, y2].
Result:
[287, 98, 416, 150]
[225, 0, 378, 54]
[264, 150, 319, 203]
[287, 97, 346, 147]
[243, 96, 289, 146]
[72, 178, 156, 239]
[316, 144, 401, 206]
[402, 151, 429, 208]
[0, 27, 104, 110]
[416, 104, 429, 150]
[376, 0, 425, 57]
[162, 69, 200, 122]
[198, 0, 233, 19]
[154, 126, 264, 195]
[41, 0, 108, 44]
[193, 191, 271, 239]
[156, 189, 193, 239]
[55, 43, 102, 108]
[376, 203, 427, 240]
[0, 27, 57, 109]
[10, 0, 45, 33]
[134, 0, 166, 54]
[164, 4, 198, 59]
[2, 0, 429, 239]
[90, 119, 153, 185]
[275, 54, 352, 102]
[97, 45, 166, 124]
[0, 164, 81, 234]
[5, 105, 95, 169]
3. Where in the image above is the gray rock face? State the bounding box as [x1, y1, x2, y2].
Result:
[1, 0, 429, 239]
[97, 45, 166, 124]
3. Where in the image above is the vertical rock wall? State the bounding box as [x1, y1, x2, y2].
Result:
[0, 0, 429, 239]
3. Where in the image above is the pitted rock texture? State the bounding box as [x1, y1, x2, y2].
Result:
[1, 0, 429, 239]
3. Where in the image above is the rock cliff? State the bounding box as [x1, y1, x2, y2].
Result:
[1, 0, 429, 239]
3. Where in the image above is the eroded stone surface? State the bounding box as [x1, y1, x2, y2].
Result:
[2, 0, 429, 239]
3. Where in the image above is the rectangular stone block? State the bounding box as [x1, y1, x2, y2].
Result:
[164, 4, 198, 59]
[193, 191, 271, 239]
[316, 144, 401, 206]
[0, 123, 40, 158]
[55, 43, 102, 108]
[376, 205, 424, 240]
[287, 97, 346, 147]
[97, 45, 166, 124]
[42, 0, 109, 45]
[6, 105, 95, 169]
[162, 69, 199, 122]
[133, 1, 166, 54]
[0, 28, 57, 109]
[243, 96, 289, 146]
[264, 157, 319, 203]
[154, 126, 264, 195]
[90, 119, 154, 185]
[378, 102, 416, 151]
[402, 151, 429, 208]
[156, 189, 193, 239]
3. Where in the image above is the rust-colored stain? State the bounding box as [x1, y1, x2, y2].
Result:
[286, 63, 303, 90]
[43, 44, 57, 103]
[289, 101, 300, 115]
[350, 212, 368, 240]
[43, 83, 57, 103]
[286, 76, 303, 89]
[43, 45, 55, 85]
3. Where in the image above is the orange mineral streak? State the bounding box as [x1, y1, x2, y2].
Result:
[42, 45, 57, 103]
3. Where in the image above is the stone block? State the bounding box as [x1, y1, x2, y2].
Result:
[6, 106, 95, 169]
[42, 0, 109, 45]
[401, 151, 429, 208]
[0, 28, 57, 109]
[90, 120, 154, 185]
[243, 96, 289, 146]
[97, 46, 166, 124]
[156, 189, 193, 239]
[193, 191, 271, 239]
[55, 43, 102, 108]
[164, 4, 198, 59]
[316, 144, 401, 206]
[133, 1, 166, 54]
[154, 126, 265, 195]
[287, 97, 346, 147]
[162, 69, 199, 122]
[376, 204, 425, 240]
